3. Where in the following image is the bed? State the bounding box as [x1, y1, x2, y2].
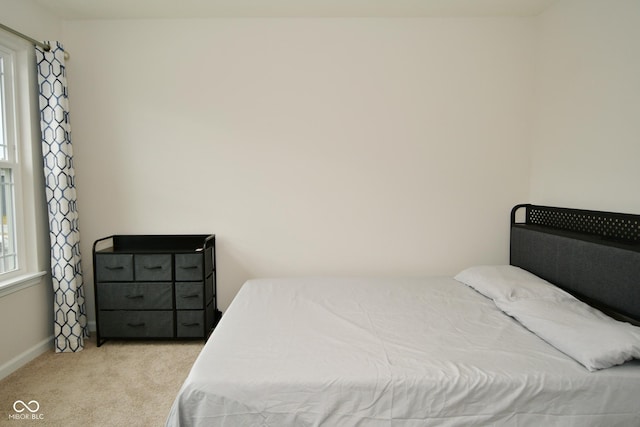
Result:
[166, 204, 640, 426]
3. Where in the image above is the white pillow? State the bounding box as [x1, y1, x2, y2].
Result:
[454, 265, 573, 302]
[495, 297, 640, 371]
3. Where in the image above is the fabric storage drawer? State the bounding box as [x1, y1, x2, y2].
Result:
[205, 247, 214, 273]
[97, 282, 173, 310]
[206, 301, 215, 333]
[175, 282, 204, 309]
[99, 311, 173, 338]
[177, 311, 205, 337]
[134, 254, 172, 281]
[95, 254, 134, 282]
[205, 275, 214, 304]
[175, 254, 203, 281]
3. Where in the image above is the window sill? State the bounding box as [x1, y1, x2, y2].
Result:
[0, 271, 48, 298]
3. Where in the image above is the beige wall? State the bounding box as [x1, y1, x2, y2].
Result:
[0, 0, 60, 40]
[531, 0, 640, 213]
[0, 0, 58, 377]
[62, 18, 534, 315]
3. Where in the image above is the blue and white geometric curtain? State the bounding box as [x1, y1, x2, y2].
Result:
[36, 42, 88, 353]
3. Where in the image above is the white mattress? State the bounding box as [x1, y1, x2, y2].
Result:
[166, 277, 640, 426]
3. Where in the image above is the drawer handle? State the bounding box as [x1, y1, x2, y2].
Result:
[105, 266, 125, 270]
[181, 322, 200, 327]
[143, 265, 163, 270]
[181, 294, 200, 299]
[180, 265, 199, 270]
[126, 322, 146, 327]
[126, 294, 144, 299]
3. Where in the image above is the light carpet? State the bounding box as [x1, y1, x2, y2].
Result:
[0, 337, 203, 426]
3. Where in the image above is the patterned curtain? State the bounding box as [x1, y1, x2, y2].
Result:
[36, 42, 88, 353]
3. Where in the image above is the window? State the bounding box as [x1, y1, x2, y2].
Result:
[0, 31, 46, 293]
[0, 46, 20, 275]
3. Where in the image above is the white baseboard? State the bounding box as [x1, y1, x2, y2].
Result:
[0, 336, 53, 381]
[88, 320, 96, 333]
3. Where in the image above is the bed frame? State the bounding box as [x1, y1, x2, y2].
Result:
[510, 204, 640, 325]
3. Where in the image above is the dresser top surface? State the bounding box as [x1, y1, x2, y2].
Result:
[94, 234, 215, 254]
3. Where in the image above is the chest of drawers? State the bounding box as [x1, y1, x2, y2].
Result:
[93, 234, 220, 346]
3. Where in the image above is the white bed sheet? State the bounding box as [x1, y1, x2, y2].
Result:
[166, 277, 640, 426]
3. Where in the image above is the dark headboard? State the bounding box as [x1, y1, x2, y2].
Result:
[510, 204, 640, 325]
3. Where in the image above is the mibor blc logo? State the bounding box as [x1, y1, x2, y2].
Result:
[9, 400, 44, 420]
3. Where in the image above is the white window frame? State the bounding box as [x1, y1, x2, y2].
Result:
[0, 31, 46, 297]
[1, 44, 22, 275]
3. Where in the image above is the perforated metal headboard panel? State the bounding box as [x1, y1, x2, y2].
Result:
[510, 204, 640, 324]
[514, 204, 640, 244]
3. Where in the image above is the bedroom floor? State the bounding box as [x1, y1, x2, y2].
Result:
[0, 337, 203, 426]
